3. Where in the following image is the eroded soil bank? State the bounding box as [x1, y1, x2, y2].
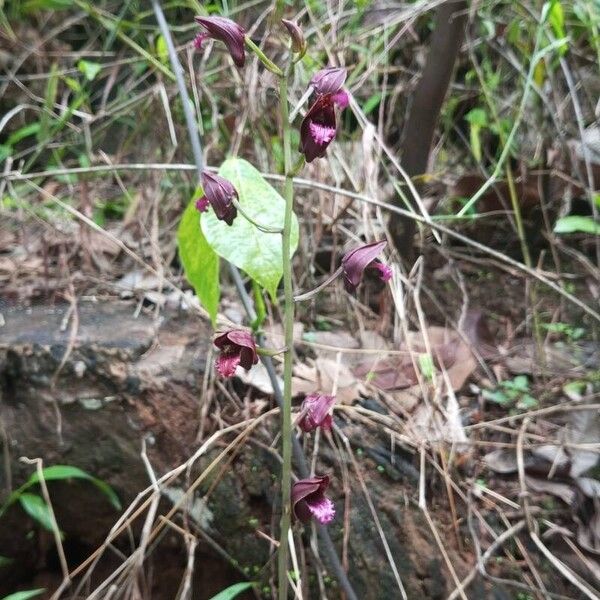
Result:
[0, 302, 581, 599]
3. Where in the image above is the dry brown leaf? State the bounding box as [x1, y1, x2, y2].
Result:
[292, 358, 363, 404]
[353, 312, 493, 393]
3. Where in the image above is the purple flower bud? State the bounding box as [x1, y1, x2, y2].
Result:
[298, 394, 336, 432]
[195, 15, 246, 68]
[341, 240, 391, 293]
[310, 67, 347, 95]
[292, 475, 335, 525]
[214, 330, 258, 378]
[300, 94, 338, 163]
[281, 19, 305, 55]
[201, 171, 238, 226]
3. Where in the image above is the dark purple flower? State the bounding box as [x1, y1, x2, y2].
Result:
[300, 94, 339, 163]
[310, 67, 347, 95]
[195, 15, 246, 67]
[198, 171, 238, 226]
[214, 330, 258, 377]
[292, 475, 335, 524]
[298, 394, 336, 432]
[341, 240, 391, 293]
[281, 19, 305, 55]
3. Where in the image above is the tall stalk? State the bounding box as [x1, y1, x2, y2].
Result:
[277, 62, 294, 600]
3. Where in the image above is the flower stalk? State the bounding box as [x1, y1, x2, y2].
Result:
[277, 58, 295, 600]
[245, 37, 283, 76]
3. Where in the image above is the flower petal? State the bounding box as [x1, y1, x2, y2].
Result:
[215, 352, 240, 377]
[310, 67, 347, 95]
[341, 240, 387, 293]
[307, 495, 335, 524]
[195, 15, 246, 67]
[309, 122, 336, 145]
[332, 90, 349, 109]
[300, 95, 337, 163]
[372, 261, 392, 282]
[299, 394, 336, 432]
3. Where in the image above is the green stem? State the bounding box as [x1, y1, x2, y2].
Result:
[277, 62, 294, 600]
[245, 37, 283, 76]
[232, 200, 283, 233]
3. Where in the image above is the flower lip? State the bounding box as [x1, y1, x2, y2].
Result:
[341, 240, 389, 293]
[300, 94, 337, 163]
[201, 171, 238, 225]
[310, 66, 347, 96]
[292, 475, 335, 524]
[195, 196, 210, 212]
[195, 15, 246, 67]
[214, 329, 258, 377]
[298, 394, 336, 432]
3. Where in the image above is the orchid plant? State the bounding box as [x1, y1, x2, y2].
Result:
[177, 12, 392, 598]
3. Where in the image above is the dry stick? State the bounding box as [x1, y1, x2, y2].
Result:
[516, 421, 600, 600]
[148, 4, 357, 600]
[58, 419, 254, 600]
[447, 520, 527, 600]
[418, 448, 468, 600]
[336, 426, 408, 600]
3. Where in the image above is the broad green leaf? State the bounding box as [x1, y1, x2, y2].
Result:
[19, 494, 58, 534]
[178, 194, 220, 326]
[554, 215, 600, 235]
[201, 158, 299, 300]
[1, 589, 45, 600]
[77, 60, 102, 82]
[0, 556, 13, 567]
[27, 465, 121, 510]
[208, 582, 255, 600]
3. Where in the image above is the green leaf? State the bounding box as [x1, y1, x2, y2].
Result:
[509, 375, 529, 391]
[7, 123, 40, 147]
[156, 35, 168, 66]
[22, 0, 73, 11]
[548, 0, 568, 55]
[0, 556, 13, 567]
[1, 589, 45, 600]
[465, 108, 487, 127]
[418, 353, 435, 381]
[201, 158, 299, 300]
[482, 389, 510, 405]
[38, 64, 58, 143]
[77, 60, 102, 82]
[178, 193, 220, 326]
[19, 494, 58, 534]
[208, 582, 255, 600]
[554, 215, 600, 235]
[27, 465, 121, 510]
[362, 92, 382, 116]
